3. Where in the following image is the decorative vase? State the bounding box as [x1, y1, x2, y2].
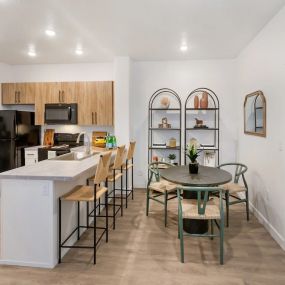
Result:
[189, 162, 199, 174]
[200, 92, 208, 109]
[194, 95, 199, 109]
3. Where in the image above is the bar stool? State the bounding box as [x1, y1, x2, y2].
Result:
[58, 151, 112, 265]
[87, 145, 125, 230]
[122, 141, 136, 208]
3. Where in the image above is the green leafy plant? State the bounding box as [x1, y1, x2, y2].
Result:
[168, 153, 176, 160]
[186, 138, 201, 163]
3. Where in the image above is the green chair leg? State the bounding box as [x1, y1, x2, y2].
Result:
[164, 192, 168, 227]
[178, 210, 184, 263]
[225, 191, 229, 227]
[210, 220, 214, 240]
[220, 219, 224, 265]
[146, 188, 150, 216]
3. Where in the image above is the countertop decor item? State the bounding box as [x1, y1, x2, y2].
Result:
[160, 96, 170, 109]
[186, 138, 201, 174]
[92, 131, 107, 147]
[43, 129, 55, 146]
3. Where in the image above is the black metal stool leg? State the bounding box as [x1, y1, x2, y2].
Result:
[93, 184, 97, 265]
[120, 166, 123, 216]
[58, 198, 62, 264]
[113, 170, 116, 230]
[86, 202, 89, 228]
[77, 201, 80, 240]
[105, 179, 109, 242]
[125, 160, 128, 209]
[131, 158, 134, 200]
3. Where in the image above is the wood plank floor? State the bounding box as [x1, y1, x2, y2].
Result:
[0, 189, 284, 285]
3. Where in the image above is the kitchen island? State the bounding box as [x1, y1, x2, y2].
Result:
[0, 147, 113, 268]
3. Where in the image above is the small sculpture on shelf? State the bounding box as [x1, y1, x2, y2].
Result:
[158, 117, 171, 128]
[200, 92, 209, 109]
[194, 118, 208, 129]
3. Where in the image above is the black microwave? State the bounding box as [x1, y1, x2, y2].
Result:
[44, 104, 78, 125]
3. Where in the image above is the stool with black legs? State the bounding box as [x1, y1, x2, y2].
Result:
[87, 145, 125, 230]
[122, 141, 136, 208]
[58, 151, 112, 265]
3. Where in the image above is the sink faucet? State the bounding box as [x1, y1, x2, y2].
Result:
[76, 132, 91, 155]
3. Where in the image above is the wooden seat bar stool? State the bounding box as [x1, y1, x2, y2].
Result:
[58, 151, 112, 265]
[122, 141, 136, 208]
[87, 145, 125, 230]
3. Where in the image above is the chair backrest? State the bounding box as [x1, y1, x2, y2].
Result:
[218, 163, 248, 184]
[148, 161, 174, 185]
[112, 145, 126, 169]
[93, 151, 112, 184]
[177, 186, 224, 216]
[126, 141, 136, 160]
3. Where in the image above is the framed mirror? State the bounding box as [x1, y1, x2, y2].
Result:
[244, 91, 266, 137]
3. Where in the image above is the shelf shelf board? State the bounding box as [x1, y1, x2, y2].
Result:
[197, 147, 219, 151]
[186, 108, 218, 111]
[149, 146, 181, 150]
[150, 108, 181, 111]
[186, 128, 218, 130]
[255, 107, 263, 110]
[149, 128, 180, 131]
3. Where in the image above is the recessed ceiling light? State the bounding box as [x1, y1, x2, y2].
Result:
[75, 48, 83, 55]
[28, 50, 36, 57]
[45, 29, 56, 37]
[180, 44, 188, 52]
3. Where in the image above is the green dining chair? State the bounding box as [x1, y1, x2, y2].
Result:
[217, 163, 249, 227]
[146, 162, 179, 227]
[177, 186, 225, 265]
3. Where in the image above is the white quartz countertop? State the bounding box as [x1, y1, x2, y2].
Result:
[0, 149, 114, 181]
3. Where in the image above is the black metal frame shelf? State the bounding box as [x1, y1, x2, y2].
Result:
[148, 88, 182, 166]
[184, 87, 220, 165]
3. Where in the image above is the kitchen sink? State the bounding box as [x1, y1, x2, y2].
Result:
[52, 151, 99, 161]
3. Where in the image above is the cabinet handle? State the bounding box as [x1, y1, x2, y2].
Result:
[62, 90, 64, 103]
[95, 112, 97, 124]
[18, 91, 20, 103]
[59, 91, 61, 102]
[15, 91, 17, 103]
[92, 112, 94, 124]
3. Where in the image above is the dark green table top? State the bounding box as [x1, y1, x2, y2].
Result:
[160, 165, 232, 187]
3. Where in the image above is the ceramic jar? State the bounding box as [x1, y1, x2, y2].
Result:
[200, 92, 209, 109]
[194, 95, 199, 109]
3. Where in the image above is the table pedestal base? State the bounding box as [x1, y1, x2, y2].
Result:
[183, 219, 208, 234]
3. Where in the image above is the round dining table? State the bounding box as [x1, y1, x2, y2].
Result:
[160, 165, 232, 234]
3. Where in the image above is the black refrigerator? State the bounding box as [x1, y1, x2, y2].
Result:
[0, 110, 40, 173]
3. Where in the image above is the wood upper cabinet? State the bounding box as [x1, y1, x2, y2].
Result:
[1, 83, 35, 104]
[78, 81, 113, 126]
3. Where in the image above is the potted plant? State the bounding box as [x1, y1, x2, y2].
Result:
[168, 153, 176, 164]
[186, 138, 201, 174]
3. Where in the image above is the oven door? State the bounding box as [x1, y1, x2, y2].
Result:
[44, 104, 77, 124]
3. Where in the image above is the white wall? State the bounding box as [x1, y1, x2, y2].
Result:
[131, 60, 238, 187]
[237, 6, 285, 249]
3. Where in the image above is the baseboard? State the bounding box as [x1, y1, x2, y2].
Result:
[0, 259, 53, 269]
[249, 202, 285, 250]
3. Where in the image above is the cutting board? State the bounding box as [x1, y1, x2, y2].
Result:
[43, 129, 55, 146]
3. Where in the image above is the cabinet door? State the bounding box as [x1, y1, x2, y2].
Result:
[44, 82, 62, 103]
[15, 83, 26, 104]
[61, 82, 77, 103]
[96, 81, 113, 126]
[1, 83, 17, 104]
[20, 83, 36, 104]
[78, 82, 93, 125]
[34, 83, 46, 125]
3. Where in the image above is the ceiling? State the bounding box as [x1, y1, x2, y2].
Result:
[0, 0, 284, 64]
